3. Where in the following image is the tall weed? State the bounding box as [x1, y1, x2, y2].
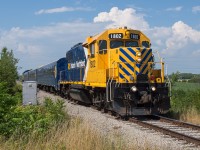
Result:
[0, 118, 127, 150]
[180, 107, 200, 125]
[170, 88, 200, 124]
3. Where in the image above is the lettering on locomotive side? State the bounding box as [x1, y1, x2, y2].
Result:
[130, 33, 140, 40]
[69, 60, 85, 69]
[109, 33, 123, 39]
[90, 60, 95, 68]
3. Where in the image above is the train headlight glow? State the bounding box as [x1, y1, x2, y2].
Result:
[137, 58, 142, 62]
[137, 52, 142, 57]
[131, 86, 137, 92]
[151, 86, 156, 91]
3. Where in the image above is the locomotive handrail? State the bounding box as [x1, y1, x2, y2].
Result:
[107, 61, 118, 102]
[147, 61, 165, 82]
[166, 74, 172, 98]
[99, 48, 107, 54]
[110, 61, 116, 102]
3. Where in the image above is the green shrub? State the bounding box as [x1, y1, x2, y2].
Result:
[0, 83, 18, 122]
[171, 89, 200, 113]
[0, 96, 68, 139]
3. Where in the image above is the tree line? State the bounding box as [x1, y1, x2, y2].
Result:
[169, 71, 200, 83]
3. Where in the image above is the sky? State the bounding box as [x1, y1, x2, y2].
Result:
[0, 0, 200, 74]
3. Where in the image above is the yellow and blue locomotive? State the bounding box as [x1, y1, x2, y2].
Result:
[23, 27, 170, 116]
[59, 27, 170, 115]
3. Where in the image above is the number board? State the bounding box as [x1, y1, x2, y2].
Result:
[109, 33, 123, 39]
[130, 33, 140, 40]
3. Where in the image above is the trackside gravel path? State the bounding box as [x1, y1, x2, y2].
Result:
[37, 90, 200, 150]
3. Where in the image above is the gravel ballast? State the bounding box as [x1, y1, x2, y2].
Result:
[37, 90, 200, 150]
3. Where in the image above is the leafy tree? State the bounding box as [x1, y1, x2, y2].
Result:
[0, 47, 19, 93]
[0, 82, 18, 136]
[179, 73, 194, 79]
[190, 75, 200, 83]
[170, 71, 180, 85]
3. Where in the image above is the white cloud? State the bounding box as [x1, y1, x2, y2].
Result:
[1, 7, 200, 74]
[93, 7, 149, 30]
[92, 7, 200, 64]
[166, 6, 183, 11]
[192, 49, 200, 56]
[92, 7, 200, 56]
[192, 6, 200, 13]
[143, 27, 171, 50]
[162, 21, 200, 55]
[0, 22, 103, 72]
[35, 6, 94, 15]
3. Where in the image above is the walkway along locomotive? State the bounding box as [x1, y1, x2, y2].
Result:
[23, 27, 170, 116]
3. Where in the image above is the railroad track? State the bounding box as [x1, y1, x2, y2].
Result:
[129, 115, 200, 146]
[39, 91, 200, 148]
[81, 102, 200, 147]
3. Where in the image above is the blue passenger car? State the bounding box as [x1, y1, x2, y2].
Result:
[23, 70, 30, 81]
[65, 43, 86, 82]
[37, 57, 67, 90]
[29, 69, 37, 81]
[23, 57, 67, 91]
[23, 69, 36, 81]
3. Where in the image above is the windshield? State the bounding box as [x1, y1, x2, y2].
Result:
[125, 41, 138, 47]
[110, 40, 139, 49]
[142, 41, 150, 48]
[110, 41, 123, 49]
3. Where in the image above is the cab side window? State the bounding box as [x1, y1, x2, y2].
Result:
[90, 43, 95, 58]
[142, 41, 150, 48]
[99, 40, 107, 54]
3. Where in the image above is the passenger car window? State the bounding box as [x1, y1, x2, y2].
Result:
[99, 40, 107, 54]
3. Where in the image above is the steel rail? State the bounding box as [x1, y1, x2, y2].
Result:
[154, 115, 200, 131]
[129, 117, 200, 146]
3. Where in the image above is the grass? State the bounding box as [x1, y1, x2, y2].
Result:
[0, 117, 167, 149]
[170, 82, 200, 125]
[173, 82, 200, 91]
[180, 107, 200, 125]
[0, 118, 127, 150]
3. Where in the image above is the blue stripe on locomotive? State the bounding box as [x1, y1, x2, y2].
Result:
[65, 43, 86, 82]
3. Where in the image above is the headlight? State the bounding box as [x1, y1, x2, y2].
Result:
[137, 58, 142, 62]
[137, 52, 141, 57]
[131, 86, 137, 92]
[130, 75, 134, 81]
[151, 86, 156, 91]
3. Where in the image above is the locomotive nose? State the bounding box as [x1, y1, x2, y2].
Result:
[117, 47, 153, 83]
